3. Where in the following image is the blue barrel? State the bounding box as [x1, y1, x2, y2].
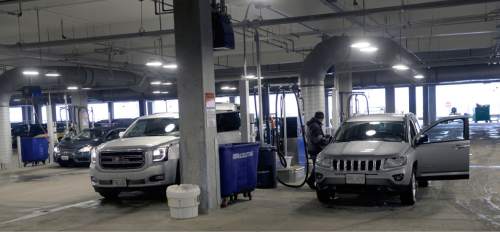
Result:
[219, 143, 260, 198]
[257, 145, 277, 189]
[20, 137, 49, 164]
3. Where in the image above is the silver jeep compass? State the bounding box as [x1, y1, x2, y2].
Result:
[315, 113, 470, 205]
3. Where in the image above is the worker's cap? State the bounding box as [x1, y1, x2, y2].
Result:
[314, 111, 325, 119]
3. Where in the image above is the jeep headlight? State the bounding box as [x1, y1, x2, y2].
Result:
[383, 156, 407, 169]
[90, 147, 97, 164]
[78, 145, 92, 153]
[316, 153, 332, 168]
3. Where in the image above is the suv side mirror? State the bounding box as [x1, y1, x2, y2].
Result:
[416, 134, 429, 145]
[118, 132, 125, 138]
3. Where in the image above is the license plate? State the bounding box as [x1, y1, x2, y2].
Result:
[346, 174, 366, 184]
[61, 155, 69, 161]
[113, 179, 126, 187]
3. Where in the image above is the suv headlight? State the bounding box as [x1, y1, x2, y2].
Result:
[383, 156, 407, 169]
[153, 147, 168, 162]
[153, 143, 179, 162]
[90, 147, 97, 164]
[78, 145, 92, 153]
[316, 153, 332, 168]
[54, 146, 60, 153]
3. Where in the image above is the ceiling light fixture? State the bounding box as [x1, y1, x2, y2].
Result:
[67, 86, 79, 90]
[221, 86, 237, 91]
[350, 41, 371, 49]
[146, 61, 163, 67]
[359, 46, 378, 53]
[153, 91, 169, 94]
[392, 64, 410, 71]
[150, 81, 162, 85]
[414, 74, 425, 79]
[82, 87, 92, 90]
[45, 72, 61, 77]
[22, 70, 39, 76]
[163, 63, 178, 69]
[161, 82, 173, 86]
[243, 74, 256, 79]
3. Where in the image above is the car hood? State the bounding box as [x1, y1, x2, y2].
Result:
[99, 136, 179, 150]
[322, 141, 409, 157]
[58, 139, 98, 151]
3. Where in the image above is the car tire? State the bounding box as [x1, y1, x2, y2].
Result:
[418, 180, 429, 188]
[97, 189, 120, 200]
[401, 169, 417, 206]
[58, 162, 69, 168]
[316, 188, 335, 204]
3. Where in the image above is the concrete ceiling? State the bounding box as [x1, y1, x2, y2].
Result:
[0, 0, 499, 80]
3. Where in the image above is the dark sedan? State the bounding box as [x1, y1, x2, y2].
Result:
[54, 127, 126, 167]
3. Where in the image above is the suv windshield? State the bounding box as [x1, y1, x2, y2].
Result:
[123, 118, 179, 138]
[335, 121, 405, 142]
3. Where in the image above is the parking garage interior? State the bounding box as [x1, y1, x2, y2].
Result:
[1, 0, 500, 231]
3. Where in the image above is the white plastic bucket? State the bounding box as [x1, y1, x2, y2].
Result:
[166, 184, 200, 219]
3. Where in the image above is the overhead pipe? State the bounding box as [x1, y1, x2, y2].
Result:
[299, 35, 422, 121]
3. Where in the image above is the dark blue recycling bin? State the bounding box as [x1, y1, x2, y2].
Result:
[219, 143, 260, 198]
[21, 137, 49, 165]
[257, 145, 277, 189]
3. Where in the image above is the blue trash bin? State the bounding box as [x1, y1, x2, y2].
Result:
[20, 137, 49, 166]
[219, 143, 260, 206]
[257, 144, 277, 189]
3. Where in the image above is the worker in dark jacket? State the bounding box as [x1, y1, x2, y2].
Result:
[306, 111, 331, 189]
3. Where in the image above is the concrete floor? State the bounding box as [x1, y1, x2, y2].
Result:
[0, 123, 499, 231]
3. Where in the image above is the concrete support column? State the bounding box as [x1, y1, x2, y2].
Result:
[139, 99, 147, 116]
[428, 85, 437, 123]
[51, 104, 57, 122]
[324, 88, 330, 127]
[337, 72, 353, 123]
[409, 86, 417, 114]
[70, 92, 89, 132]
[22, 106, 33, 124]
[0, 94, 13, 166]
[385, 86, 396, 113]
[330, 86, 340, 129]
[239, 79, 251, 142]
[423, 85, 429, 126]
[302, 85, 325, 124]
[174, 0, 220, 213]
[34, 104, 43, 124]
[147, 101, 153, 115]
[46, 94, 55, 163]
[107, 102, 114, 122]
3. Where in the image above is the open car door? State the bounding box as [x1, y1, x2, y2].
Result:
[414, 116, 470, 180]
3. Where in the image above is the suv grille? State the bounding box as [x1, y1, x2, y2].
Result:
[100, 151, 145, 169]
[332, 158, 383, 172]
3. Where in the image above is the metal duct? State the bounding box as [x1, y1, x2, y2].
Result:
[299, 36, 422, 120]
[0, 66, 144, 166]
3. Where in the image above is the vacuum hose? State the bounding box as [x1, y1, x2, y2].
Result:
[275, 86, 311, 188]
